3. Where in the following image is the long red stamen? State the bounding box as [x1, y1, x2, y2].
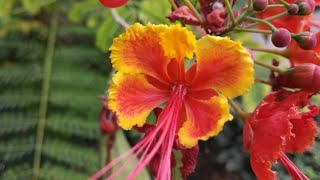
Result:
[279, 152, 310, 180]
[128, 84, 186, 179]
[90, 84, 186, 180]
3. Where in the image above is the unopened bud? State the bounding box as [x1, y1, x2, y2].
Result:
[99, 0, 128, 8]
[99, 97, 118, 134]
[271, 28, 292, 47]
[285, 63, 320, 91]
[295, 0, 315, 15]
[288, 4, 299, 14]
[293, 32, 317, 50]
[253, 0, 268, 11]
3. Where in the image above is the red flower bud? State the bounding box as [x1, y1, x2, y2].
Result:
[271, 28, 292, 47]
[294, 32, 317, 50]
[295, 0, 315, 15]
[285, 63, 320, 91]
[205, 7, 226, 28]
[99, 0, 128, 8]
[288, 4, 299, 14]
[99, 96, 118, 134]
[253, 0, 268, 11]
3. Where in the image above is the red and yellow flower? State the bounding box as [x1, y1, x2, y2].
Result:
[244, 90, 319, 180]
[92, 23, 254, 179]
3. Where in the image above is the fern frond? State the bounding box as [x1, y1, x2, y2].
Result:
[0, 91, 39, 110]
[40, 163, 90, 180]
[53, 46, 105, 66]
[0, 164, 33, 180]
[0, 113, 37, 135]
[0, 136, 34, 162]
[42, 139, 100, 173]
[46, 114, 100, 139]
[0, 65, 41, 87]
[48, 89, 102, 113]
[58, 25, 96, 38]
[51, 66, 106, 90]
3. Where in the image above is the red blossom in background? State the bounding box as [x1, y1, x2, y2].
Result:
[243, 90, 319, 180]
[99, 0, 128, 8]
[167, 1, 227, 32]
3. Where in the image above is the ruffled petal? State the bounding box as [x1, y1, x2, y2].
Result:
[250, 158, 278, 180]
[110, 23, 171, 84]
[166, 6, 200, 25]
[178, 94, 233, 148]
[109, 73, 170, 130]
[160, 24, 196, 60]
[189, 36, 254, 98]
[285, 106, 319, 153]
[247, 110, 293, 161]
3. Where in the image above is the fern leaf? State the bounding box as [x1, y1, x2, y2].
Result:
[0, 113, 37, 135]
[42, 139, 100, 173]
[0, 136, 34, 162]
[40, 163, 90, 180]
[46, 114, 100, 140]
[0, 164, 33, 180]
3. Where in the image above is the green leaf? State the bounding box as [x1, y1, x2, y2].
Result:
[138, 0, 171, 24]
[68, 1, 101, 23]
[95, 17, 122, 52]
[0, 0, 15, 19]
[109, 130, 151, 180]
[22, 0, 56, 15]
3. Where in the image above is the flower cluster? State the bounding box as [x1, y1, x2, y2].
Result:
[95, 0, 320, 179]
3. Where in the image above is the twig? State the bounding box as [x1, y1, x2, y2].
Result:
[110, 9, 129, 29]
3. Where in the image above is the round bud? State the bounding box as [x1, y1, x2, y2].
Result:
[288, 4, 299, 14]
[294, 32, 317, 50]
[295, 0, 315, 15]
[99, 0, 128, 8]
[271, 28, 292, 48]
[253, 0, 268, 11]
[285, 63, 320, 91]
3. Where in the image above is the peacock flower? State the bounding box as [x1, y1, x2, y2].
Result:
[243, 90, 319, 180]
[92, 23, 254, 179]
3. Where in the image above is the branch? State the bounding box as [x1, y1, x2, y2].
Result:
[110, 9, 129, 29]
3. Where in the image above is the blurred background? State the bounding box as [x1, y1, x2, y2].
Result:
[0, 0, 319, 179]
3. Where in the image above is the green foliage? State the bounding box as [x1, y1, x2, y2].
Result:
[0, 1, 109, 179]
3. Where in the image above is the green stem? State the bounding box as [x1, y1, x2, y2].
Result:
[168, 0, 178, 10]
[234, 28, 272, 34]
[100, 134, 108, 179]
[220, 0, 254, 36]
[245, 16, 277, 32]
[223, 0, 237, 25]
[32, 6, 59, 180]
[277, 0, 291, 8]
[250, 47, 289, 57]
[265, 4, 286, 9]
[228, 99, 249, 121]
[255, 78, 273, 85]
[253, 60, 286, 74]
[246, 11, 289, 28]
[181, 0, 209, 34]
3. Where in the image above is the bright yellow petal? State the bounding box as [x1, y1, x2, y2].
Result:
[189, 36, 254, 98]
[178, 94, 233, 148]
[160, 24, 196, 59]
[109, 72, 170, 130]
[110, 23, 171, 84]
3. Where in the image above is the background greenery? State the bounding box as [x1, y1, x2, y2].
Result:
[0, 0, 319, 179]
